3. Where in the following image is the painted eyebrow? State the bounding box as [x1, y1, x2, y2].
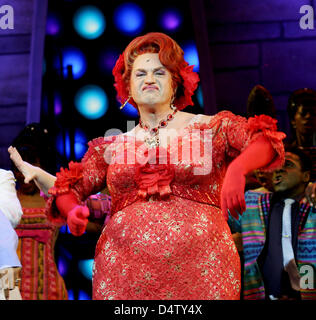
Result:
[134, 67, 166, 73]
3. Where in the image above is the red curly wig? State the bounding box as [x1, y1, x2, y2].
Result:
[112, 32, 200, 110]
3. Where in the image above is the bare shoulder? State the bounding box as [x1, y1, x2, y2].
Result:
[178, 112, 212, 125]
[197, 114, 212, 124]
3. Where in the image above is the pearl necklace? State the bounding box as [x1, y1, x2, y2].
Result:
[139, 105, 178, 148]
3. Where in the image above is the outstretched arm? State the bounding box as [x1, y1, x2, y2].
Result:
[47, 137, 111, 236]
[8, 146, 56, 196]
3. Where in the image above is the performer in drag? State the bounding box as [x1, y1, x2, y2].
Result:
[10, 32, 286, 300]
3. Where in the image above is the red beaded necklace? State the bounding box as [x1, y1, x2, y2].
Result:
[139, 105, 178, 147]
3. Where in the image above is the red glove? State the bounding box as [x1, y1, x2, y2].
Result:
[56, 193, 89, 236]
[221, 136, 276, 220]
[66, 206, 89, 236]
[221, 162, 247, 220]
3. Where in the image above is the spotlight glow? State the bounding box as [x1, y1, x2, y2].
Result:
[78, 290, 91, 300]
[56, 131, 71, 159]
[183, 42, 200, 72]
[196, 86, 204, 108]
[119, 101, 138, 118]
[73, 6, 106, 40]
[46, 13, 61, 36]
[99, 49, 120, 73]
[74, 85, 108, 120]
[67, 289, 75, 300]
[160, 9, 182, 31]
[56, 129, 88, 159]
[74, 129, 88, 160]
[57, 257, 68, 277]
[78, 259, 94, 280]
[54, 93, 62, 116]
[55, 47, 87, 79]
[114, 3, 145, 35]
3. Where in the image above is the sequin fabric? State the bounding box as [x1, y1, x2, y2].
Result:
[47, 111, 285, 300]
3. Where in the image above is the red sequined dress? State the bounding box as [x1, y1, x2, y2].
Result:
[47, 111, 285, 300]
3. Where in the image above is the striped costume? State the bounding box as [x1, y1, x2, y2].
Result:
[230, 191, 316, 300]
[16, 207, 68, 300]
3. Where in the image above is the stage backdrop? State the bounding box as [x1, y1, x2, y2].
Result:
[0, 0, 47, 169]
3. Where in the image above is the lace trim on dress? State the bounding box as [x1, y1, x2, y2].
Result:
[186, 111, 285, 172]
[46, 137, 114, 225]
[48, 161, 83, 197]
[131, 114, 203, 200]
[247, 114, 286, 171]
[47, 161, 84, 225]
[82, 136, 117, 162]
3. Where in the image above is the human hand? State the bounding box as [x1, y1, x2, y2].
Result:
[232, 233, 243, 252]
[303, 182, 316, 207]
[221, 163, 246, 220]
[0, 267, 21, 300]
[67, 205, 89, 236]
[8, 146, 37, 183]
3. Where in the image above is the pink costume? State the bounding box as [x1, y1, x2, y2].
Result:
[47, 111, 285, 300]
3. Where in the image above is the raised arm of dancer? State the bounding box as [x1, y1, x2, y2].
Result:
[8, 146, 56, 196]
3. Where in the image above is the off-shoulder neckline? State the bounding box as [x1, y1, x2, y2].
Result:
[124, 113, 207, 137]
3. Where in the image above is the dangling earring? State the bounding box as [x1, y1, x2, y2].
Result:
[120, 96, 131, 109]
[170, 90, 177, 110]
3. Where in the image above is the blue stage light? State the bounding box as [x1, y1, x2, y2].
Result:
[46, 13, 61, 36]
[99, 48, 120, 74]
[73, 6, 106, 40]
[119, 101, 139, 118]
[57, 257, 69, 277]
[55, 46, 87, 79]
[160, 9, 182, 31]
[182, 42, 200, 72]
[56, 129, 88, 160]
[114, 3, 145, 35]
[196, 85, 204, 108]
[78, 290, 91, 300]
[74, 85, 108, 120]
[78, 259, 94, 280]
[54, 93, 62, 116]
[74, 129, 88, 160]
[59, 225, 67, 234]
[56, 131, 71, 159]
[67, 289, 75, 300]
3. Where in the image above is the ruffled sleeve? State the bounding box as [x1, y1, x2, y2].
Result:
[46, 136, 115, 225]
[219, 111, 286, 171]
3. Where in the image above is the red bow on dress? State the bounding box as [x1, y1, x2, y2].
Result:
[135, 149, 174, 199]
